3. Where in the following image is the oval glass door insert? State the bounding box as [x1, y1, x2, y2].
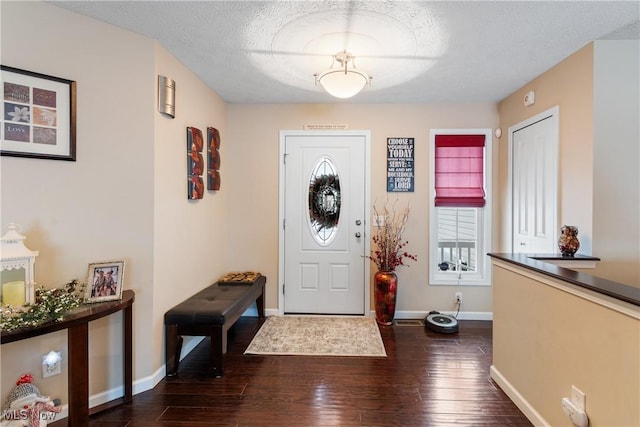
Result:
[308, 157, 341, 244]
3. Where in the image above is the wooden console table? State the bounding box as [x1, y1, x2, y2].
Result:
[1, 290, 135, 426]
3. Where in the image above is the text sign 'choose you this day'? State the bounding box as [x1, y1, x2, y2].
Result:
[387, 137, 414, 192]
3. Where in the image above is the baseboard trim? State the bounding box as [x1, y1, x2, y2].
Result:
[490, 365, 549, 427]
[380, 310, 493, 321]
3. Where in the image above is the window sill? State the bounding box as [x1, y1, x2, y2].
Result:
[430, 277, 491, 287]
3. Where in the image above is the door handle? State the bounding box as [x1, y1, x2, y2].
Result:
[520, 242, 526, 246]
[355, 232, 362, 238]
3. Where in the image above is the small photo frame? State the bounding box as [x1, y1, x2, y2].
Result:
[85, 261, 125, 303]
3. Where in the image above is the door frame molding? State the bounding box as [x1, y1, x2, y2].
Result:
[278, 130, 372, 315]
[507, 105, 559, 253]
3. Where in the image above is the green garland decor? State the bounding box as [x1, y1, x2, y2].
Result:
[0, 280, 85, 333]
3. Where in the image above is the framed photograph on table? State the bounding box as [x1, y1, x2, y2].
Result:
[85, 261, 125, 303]
[1, 66, 76, 161]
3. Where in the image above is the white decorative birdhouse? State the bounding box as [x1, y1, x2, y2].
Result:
[1, 223, 39, 306]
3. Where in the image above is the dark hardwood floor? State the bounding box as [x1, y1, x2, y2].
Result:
[56, 317, 532, 426]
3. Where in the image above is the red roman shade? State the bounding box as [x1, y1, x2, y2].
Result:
[434, 134, 486, 207]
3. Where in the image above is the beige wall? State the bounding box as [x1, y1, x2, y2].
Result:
[1, 0, 154, 405]
[593, 40, 640, 286]
[491, 261, 640, 426]
[1, 1, 227, 408]
[152, 42, 229, 376]
[497, 44, 594, 255]
[498, 41, 640, 287]
[226, 104, 499, 316]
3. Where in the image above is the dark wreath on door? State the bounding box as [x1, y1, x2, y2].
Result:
[308, 157, 341, 245]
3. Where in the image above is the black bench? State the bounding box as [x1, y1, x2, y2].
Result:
[164, 273, 265, 378]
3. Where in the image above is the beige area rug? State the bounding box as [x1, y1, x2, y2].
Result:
[244, 315, 387, 357]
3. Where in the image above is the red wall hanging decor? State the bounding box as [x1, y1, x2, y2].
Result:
[207, 127, 221, 191]
[187, 127, 204, 200]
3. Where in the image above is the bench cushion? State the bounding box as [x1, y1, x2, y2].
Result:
[164, 277, 264, 325]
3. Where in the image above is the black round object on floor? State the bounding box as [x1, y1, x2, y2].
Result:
[424, 311, 459, 334]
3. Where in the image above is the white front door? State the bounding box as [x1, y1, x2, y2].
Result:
[510, 107, 559, 253]
[280, 131, 369, 314]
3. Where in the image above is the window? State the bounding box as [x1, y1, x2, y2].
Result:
[429, 129, 492, 286]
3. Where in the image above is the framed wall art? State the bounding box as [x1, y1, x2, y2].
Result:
[187, 126, 204, 199]
[387, 137, 414, 192]
[85, 260, 125, 303]
[207, 127, 221, 191]
[1, 66, 76, 161]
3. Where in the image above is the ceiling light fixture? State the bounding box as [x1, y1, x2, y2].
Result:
[314, 51, 372, 99]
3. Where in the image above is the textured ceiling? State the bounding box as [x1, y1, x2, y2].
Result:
[52, 1, 639, 104]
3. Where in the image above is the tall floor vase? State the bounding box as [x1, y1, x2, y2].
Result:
[374, 270, 398, 326]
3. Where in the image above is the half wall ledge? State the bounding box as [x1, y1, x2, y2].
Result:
[487, 253, 639, 306]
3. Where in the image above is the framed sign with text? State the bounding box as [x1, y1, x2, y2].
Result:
[387, 137, 414, 192]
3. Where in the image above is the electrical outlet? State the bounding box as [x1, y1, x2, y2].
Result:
[42, 351, 62, 378]
[572, 385, 586, 410]
[455, 292, 462, 304]
[562, 397, 588, 427]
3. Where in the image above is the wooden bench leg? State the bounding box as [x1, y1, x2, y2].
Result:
[256, 290, 265, 319]
[165, 324, 183, 377]
[210, 325, 225, 378]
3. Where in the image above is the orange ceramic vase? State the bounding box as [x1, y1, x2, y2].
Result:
[374, 270, 398, 326]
